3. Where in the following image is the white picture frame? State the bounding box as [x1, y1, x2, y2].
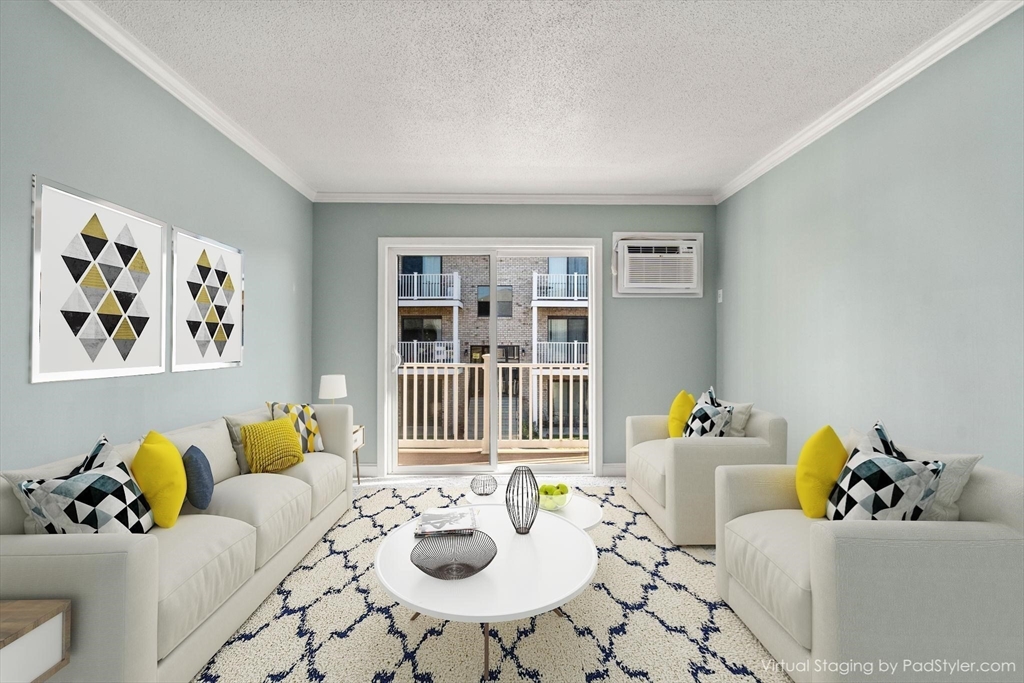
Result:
[31, 176, 167, 383]
[171, 227, 244, 371]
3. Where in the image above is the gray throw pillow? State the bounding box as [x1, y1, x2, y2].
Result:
[182, 446, 214, 510]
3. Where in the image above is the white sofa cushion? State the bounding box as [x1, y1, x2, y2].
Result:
[628, 440, 666, 507]
[277, 452, 347, 517]
[185, 474, 311, 567]
[163, 419, 239, 484]
[149, 514, 256, 659]
[724, 509, 814, 649]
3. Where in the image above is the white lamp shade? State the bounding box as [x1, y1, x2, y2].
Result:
[318, 374, 348, 400]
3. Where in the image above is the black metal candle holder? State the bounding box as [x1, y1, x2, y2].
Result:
[505, 466, 539, 534]
[470, 474, 498, 496]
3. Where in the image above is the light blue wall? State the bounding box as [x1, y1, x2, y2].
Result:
[716, 10, 1024, 474]
[0, 1, 313, 469]
[312, 204, 718, 467]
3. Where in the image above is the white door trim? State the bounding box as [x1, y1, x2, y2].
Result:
[377, 237, 603, 477]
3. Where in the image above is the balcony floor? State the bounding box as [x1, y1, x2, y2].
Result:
[397, 447, 588, 468]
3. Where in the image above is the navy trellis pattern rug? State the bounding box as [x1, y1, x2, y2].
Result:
[194, 487, 789, 683]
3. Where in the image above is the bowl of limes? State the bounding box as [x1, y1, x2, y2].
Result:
[538, 482, 573, 511]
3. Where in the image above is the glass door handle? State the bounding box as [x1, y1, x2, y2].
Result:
[390, 345, 402, 373]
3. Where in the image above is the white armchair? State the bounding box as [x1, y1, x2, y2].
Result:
[715, 463, 1024, 683]
[625, 408, 787, 545]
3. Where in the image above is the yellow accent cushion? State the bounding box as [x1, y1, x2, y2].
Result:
[667, 390, 696, 438]
[796, 425, 849, 518]
[130, 431, 187, 528]
[241, 417, 304, 474]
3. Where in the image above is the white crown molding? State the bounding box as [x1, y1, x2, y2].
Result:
[314, 192, 717, 205]
[50, 0, 317, 201]
[713, 0, 1024, 204]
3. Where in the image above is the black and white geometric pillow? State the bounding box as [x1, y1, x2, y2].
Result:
[16, 461, 154, 534]
[683, 387, 734, 437]
[868, 420, 907, 460]
[826, 440, 945, 521]
[67, 434, 112, 476]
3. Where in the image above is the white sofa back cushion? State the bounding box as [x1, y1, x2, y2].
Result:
[223, 407, 273, 474]
[163, 418, 239, 484]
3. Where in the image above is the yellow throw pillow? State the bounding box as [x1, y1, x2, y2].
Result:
[241, 417, 304, 474]
[796, 425, 849, 518]
[667, 390, 696, 438]
[131, 431, 187, 528]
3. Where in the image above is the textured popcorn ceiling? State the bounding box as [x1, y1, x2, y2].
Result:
[93, 0, 981, 196]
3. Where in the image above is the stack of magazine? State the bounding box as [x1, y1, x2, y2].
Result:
[414, 507, 479, 538]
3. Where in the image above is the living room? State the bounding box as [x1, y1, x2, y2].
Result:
[0, 1, 1021, 682]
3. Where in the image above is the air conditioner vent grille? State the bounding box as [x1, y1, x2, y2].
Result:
[626, 245, 681, 255]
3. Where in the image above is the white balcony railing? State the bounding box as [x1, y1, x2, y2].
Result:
[398, 272, 460, 300]
[399, 341, 457, 364]
[396, 358, 589, 448]
[535, 341, 588, 364]
[533, 272, 588, 300]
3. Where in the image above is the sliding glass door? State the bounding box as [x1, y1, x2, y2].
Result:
[379, 240, 599, 475]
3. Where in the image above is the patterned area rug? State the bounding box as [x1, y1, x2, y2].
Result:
[194, 487, 789, 683]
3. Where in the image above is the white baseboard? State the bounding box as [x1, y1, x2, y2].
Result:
[354, 464, 379, 479]
[600, 463, 626, 477]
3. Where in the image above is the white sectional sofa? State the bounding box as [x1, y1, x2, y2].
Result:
[715, 463, 1024, 683]
[0, 404, 354, 683]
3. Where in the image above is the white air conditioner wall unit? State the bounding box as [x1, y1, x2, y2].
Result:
[612, 232, 703, 298]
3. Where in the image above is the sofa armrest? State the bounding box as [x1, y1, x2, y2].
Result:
[0, 533, 159, 683]
[313, 403, 354, 480]
[810, 521, 1024, 682]
[625, 415, 669, 453]
[715, 464, 799, 599]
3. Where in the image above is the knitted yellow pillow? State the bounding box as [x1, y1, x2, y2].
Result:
[241, 417, 304, 474]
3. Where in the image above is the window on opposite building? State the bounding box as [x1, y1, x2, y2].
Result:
[477, 285, 512, 317]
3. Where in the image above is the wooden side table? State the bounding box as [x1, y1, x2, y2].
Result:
[0, 600, 71, 683]
[352, 424, 365, 485]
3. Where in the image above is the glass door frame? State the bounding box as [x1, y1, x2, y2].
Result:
[377, 237, 603, 477]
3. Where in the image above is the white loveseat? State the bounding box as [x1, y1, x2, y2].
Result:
[625, 408, 787, 545]
[715, 463, 1024, 683]
[0, 404, 353, 683]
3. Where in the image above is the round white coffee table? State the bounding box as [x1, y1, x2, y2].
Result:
[374, 505, 598, 678]
[463, 491, 604, 531]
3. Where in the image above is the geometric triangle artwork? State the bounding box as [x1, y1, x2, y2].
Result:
[61, 233, 92, 283]
[96, 241, 123, 289]
[205, 304, 220, 338]
[111, 268, 138, 313]
[186, 303, 203, 338]
[194, 318, 212, 356]
[80, 214, 108, 260]
[60, 220, 151, 364]
[128, 250, 150, 291]
[222, 273, 235, 305]
[96, 291, 124, 337]
[213, 323, 228, 356]
[113, 225, 138, 266]
[187, 264, 204, 300]
[126, 297, 149, 337]
[112, 316, 137, 360]
[60, 288, 92, 336]
[221, 308, 234, 339]
[196, 250, 212, 283]
[77, 314, 108, 362]
[79, 263, 107, 310]
[214, 256, 228, 285]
